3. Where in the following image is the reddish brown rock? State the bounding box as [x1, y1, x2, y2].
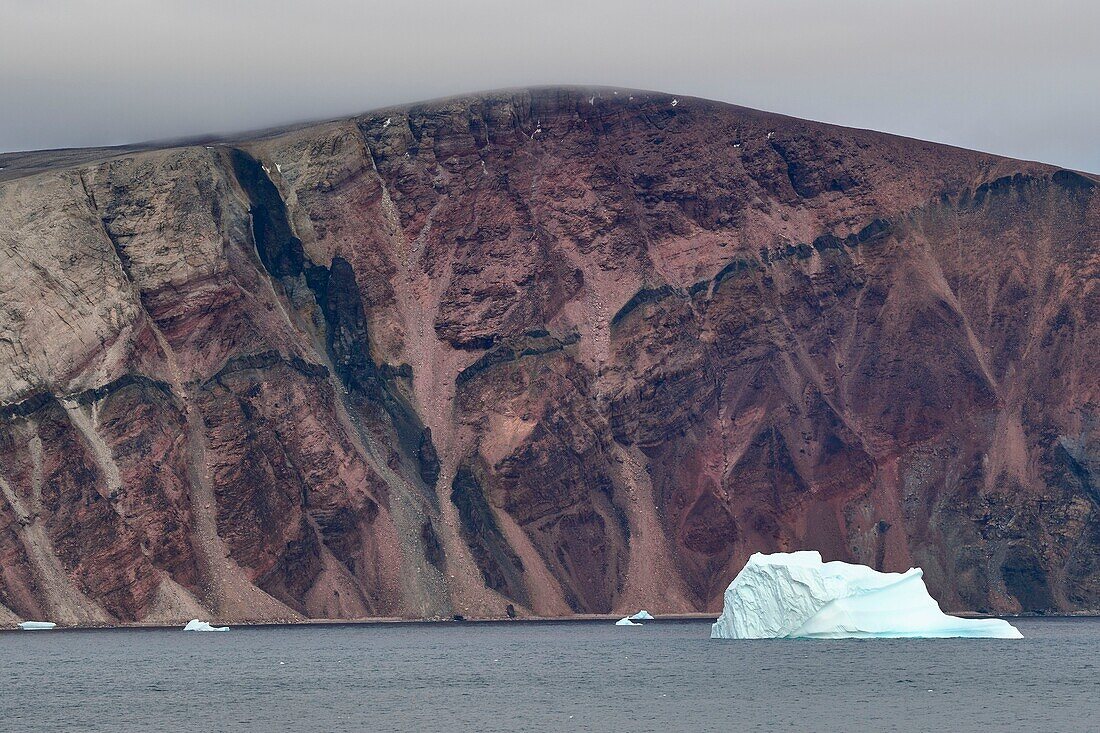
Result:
[0, 87, 1096, 625]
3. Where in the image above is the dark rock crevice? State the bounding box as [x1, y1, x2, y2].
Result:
[1002, 544, 1054, 612]
[971, 172, 1035, 204]
[228, 149, 307, 278]
[228, 148, 438, 492]
[620, 218, 890, 323]
[0, 392, 57, 422]
[456, 331, 581, 387]
[1, 375, 176, 422]
[1051, 169, 1097, 192]
[768, 137, 858, 198]
[207, 350, 329, 385]
[610, 284, 678, 327]
[71, 374, 174, 406]
[417, 428, 441, 487]
[957, 172, 1085, 207]
[76, 170, 125, 279]
[449, 463, 530, 606]
[420, 519, 445, 569]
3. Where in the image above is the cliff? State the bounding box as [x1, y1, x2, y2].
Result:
[0, 87, 1096, 624]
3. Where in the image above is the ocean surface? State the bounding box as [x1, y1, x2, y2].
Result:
[2, 617, 1097, 732]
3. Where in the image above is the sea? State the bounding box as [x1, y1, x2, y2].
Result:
[2, 617, 1097, 732]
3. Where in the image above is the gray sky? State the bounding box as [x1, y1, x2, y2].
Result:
[2, 0, 1098, 171]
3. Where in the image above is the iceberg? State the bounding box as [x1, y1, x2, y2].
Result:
[629, 610, 655, 621]
[18, 621, 56, 631]
[711, 551, 1023, 639]
[183, 619, 230, 632]
[615, 617, 641, 626]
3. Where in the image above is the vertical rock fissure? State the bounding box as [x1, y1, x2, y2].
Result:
[227, 147, 453, 617]
[228, 148, 438, 494]
[449, 464, 530, 606]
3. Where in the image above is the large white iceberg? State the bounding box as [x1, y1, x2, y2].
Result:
[711, 551, 1022, 639]
[629, 610, 655, 621]
[615, 617, 641, 626]
[183, 619, 230, 632]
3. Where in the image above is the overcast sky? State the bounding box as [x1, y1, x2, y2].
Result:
[2, 0, 1098, 171]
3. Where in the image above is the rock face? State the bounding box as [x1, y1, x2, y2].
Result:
[0, 87, 1097, 624]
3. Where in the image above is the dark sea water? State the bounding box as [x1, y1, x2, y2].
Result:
[1, 617, 1097, 732]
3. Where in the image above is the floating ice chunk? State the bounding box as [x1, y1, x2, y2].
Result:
[184, 619, 230, 632]
[615, 617, 641, 626]
[629, 610, 655, 621]
[711, 551, 1023, 639]
[19, 621, 56, 631]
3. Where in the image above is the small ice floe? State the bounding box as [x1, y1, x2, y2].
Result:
[615, 617, 641, 626]
[183, 619, 230, 632]
[671, 98, 679, 107]
[629, 610, 655, 621]
[19, 621, 56, 631]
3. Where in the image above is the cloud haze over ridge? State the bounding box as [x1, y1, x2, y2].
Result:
[2, 0, 1098, 172]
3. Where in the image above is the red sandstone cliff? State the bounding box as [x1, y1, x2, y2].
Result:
[0, 88, 1096, 625]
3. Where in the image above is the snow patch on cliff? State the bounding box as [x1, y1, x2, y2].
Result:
[711, 552, 1023, 639]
